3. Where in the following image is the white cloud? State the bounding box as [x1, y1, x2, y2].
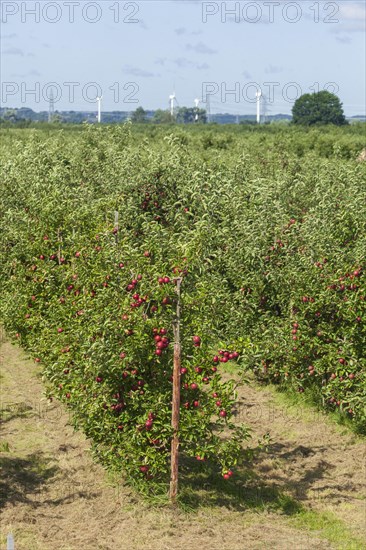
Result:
[336, 35, 352, 44]
[186, 42, 217, 55]
[122, 65, 159, 78]
[2, 47, 24, 56]
[265, 64, 283, 75]
[339, 2, 366, 21]
[173, 57, 210, 70]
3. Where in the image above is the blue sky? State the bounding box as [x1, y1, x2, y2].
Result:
[1, 1, 365, 116]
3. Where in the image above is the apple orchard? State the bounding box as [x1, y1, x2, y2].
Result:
[1, 123, 365, 497]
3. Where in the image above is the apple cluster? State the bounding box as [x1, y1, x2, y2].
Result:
[212, 349, 239, 363]
[153, 327, 170, 356]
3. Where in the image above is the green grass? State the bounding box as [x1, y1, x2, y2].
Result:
[289, 509, 366, 550]
[239, 370, 366, 437]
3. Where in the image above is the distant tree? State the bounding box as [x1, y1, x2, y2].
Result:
[2, 109, 19, 123]
[292, 91, 347, 126]
[176, 107, 207, 124]
[131, 107, 148, 123]
[152, 109, 174, 124]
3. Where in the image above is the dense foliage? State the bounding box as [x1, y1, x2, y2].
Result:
[1, 123, 365, 494]
[292, 91, 347, 126]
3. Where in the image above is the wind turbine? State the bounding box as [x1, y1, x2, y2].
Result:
[169, 91, 178, 118]
[96, 95, 102, 123]
[194, 98, 200, 122]
[256, 89, 262, 124]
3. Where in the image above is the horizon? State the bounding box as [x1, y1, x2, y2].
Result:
[1, 1, 365, 118]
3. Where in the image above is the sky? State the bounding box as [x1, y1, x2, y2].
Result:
[0, 0, 365, 116]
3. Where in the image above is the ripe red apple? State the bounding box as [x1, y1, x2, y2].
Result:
[193, 400, 199, 408]
[190, 383, 198, 390]
[139, 465, 149, 473]
[219, 410, 227, 418]
[180, 367, 188, 375]
[57, 327, 63, 333]
[143, 251, 150, 257]
[155, 349, 162, 356]
[145, 420, 153, 430]
[192, 335, 201, 346]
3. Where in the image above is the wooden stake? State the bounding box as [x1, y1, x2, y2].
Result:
[170, 277, 182, 504]
[114, 211, 119, 244]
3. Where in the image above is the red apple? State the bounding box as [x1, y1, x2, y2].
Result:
[192, 335, 201, 346]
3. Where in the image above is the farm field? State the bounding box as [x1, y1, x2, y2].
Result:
[1, 331, 365, 550]
[0, 123, 366, 549]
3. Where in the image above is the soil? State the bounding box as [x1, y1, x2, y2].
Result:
[1, 332, 365, 550]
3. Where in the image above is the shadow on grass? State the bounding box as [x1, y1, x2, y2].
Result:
[177, 455, 302, 514]
[0, 452, 102, 509]
[0, 452, 58, 508]
[0, 402, 34, 425]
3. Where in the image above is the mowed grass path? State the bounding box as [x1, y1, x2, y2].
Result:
[0, 330, 365, 550]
